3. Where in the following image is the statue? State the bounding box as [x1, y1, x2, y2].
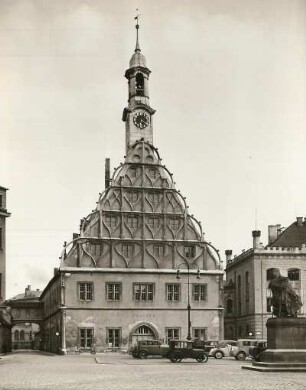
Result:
[268, 268, 303, 317]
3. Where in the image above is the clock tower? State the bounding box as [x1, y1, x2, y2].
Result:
[122, 17, 155, 153]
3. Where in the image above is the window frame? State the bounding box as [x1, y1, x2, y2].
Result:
[165, 328, 180, 343]
[78, 282, 94, 302]
[192, 283, 207, 302]
[122, 244, 134, 258]
[79, 328, 93, 349]
[107, 328, 121, 348]
[166, 283, 180, 301]
[106, 282, 121, 301]
[133, 283, 154, 301]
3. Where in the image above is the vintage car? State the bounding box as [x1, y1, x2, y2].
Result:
[193, 339, 219, 354]
[131, 339, 169, 359]
[209, 340, 237, 359]
[232, 339, 267, 361]
[164, 339, 208, 363]
[249, 341, 267, 361]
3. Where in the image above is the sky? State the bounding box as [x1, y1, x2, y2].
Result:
[1, 0, 305, 299]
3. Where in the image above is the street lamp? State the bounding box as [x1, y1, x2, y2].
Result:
[176, 263, 200, 340]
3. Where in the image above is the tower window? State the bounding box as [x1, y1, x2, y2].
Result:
[184, 245, 195, 258]
[148, 168, 157, 179]
[169, 218, 180, 230]
[105, 215, 117, 228]
[135, 73, 144, 96]
[147, 217, 160, 229]
[148, 192, 159, 205]
[153, 244, 166, 258]
[127, 216, 139, 228]
[122, 244, 134, 258]
[127, 191, 138, 203]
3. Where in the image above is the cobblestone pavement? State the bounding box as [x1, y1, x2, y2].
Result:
[0, 351, 305, 390]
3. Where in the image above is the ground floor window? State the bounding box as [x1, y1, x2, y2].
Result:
[165, 328, 180, 343]
[192, 328, 206, 341]
[80, 328, 93, 348]
[107, 328, 121, 347]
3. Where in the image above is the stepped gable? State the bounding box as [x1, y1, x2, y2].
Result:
[63, 139, 218, 270]
[267, 218, 306, 248]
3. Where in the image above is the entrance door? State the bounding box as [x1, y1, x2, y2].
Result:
[130, 325, 155, 346]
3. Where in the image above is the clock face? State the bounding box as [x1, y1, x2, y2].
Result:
[133, 111, 149, 129]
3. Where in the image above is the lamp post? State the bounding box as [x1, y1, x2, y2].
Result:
[176, 263, 200, 340]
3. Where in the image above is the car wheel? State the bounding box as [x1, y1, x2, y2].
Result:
[196, 353, 208, 363]
[132, 352, 139, 358]
[170, 353, 182, 363]
[214, 351, 224, 359]
[139, 350, 148, 359]
[236, 351, 246, 361]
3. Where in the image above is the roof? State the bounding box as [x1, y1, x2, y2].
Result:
[267, 219, 306, 248]
[7, 290, 42, 302]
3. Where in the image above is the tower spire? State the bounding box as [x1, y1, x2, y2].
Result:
[134, 9, 141, 52]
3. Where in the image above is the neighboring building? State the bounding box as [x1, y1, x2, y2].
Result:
[224, 217, 306, 340]
[39, 23, 224, 354]
[0, 186, 11, 353]
[6, 285, 42, 351]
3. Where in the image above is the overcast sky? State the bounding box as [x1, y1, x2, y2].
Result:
[1, 0, 305, 298]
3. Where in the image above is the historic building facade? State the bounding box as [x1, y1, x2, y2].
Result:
[39, 24, 224, 354]
[224, 217, 306, 340]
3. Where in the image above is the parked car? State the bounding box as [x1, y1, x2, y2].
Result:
[164, 339, 208, 363]
[131, 339, 169, 359]
[194, 340, 219, 354]
[232, 339, 267, 361]
[249, 341, 267, 361]
[209, 340, 237, 359]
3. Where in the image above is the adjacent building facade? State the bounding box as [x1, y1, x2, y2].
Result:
[224, 217, 306, 340]
[38, 25, 224, 353]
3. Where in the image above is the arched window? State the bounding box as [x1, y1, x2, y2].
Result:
[14, 330, 19, 341]
[20, 330, 25, 341]
[288, 268, 300, 281]
[135, 73, 144, 95]
[226, 298, 233, 314]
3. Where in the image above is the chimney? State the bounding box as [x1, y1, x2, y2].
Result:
[225, 250, 232, 264]
[25, 285, 31, 297]
[252, 230, 261, 249]
[105, 158, 111, 189]
[268, 224, 281, 244]
[296, 217, 303, 226]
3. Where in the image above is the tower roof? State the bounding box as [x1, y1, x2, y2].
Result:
[129, 11, 147, 69]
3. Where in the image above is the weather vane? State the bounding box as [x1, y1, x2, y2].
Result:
[134, 8, 141, 52]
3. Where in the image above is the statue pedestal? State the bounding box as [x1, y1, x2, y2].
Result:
[242, 317, 306, 372]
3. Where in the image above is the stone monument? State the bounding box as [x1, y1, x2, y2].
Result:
[243, 268, 306, 372]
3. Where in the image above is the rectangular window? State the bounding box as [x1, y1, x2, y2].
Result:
[105, 215, 117, 228]
[133, 283, 154, 301]
[122, 244, 134, 258]
[148, 168, 157, 179]
[169, 218, 180, 230]
[184, 245, 195, 258]
[0, 227, 2, 249]
[91, 244, 102, 256]
[106, 283, 121, 301]
[153, 244, 165, 258]
[79, 282, 93, 301]
[193, 328, 206, 341]
[288, 269, 300, 281]
[166, 284, 180, 301]
[147, 217, 160, 229]
[80, 328, 93, 348]
[148, 192, 159, 205]
[107, 329, 121, 348]
[165, 328, 180, 343]
[129, 167, 137, 178]
[127, 191, 138, 203]
[127, 216, 139, 228]
[193, 284, 207, 301]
